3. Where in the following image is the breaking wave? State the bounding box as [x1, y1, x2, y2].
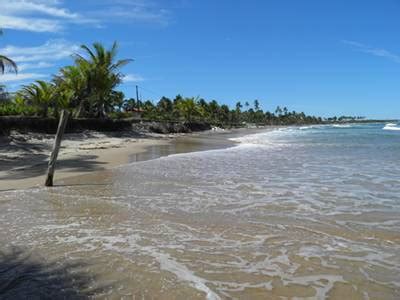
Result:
[383, 123, 400, 131]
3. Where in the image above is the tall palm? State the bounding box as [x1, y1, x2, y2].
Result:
[0, 29, 17, 74]
[74, 42, 132, 117]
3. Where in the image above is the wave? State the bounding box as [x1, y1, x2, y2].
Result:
[230, 127, 300, 146]
[332, 124, 352, 128]
[383, 123, 400, 131]
[299, 126, 315, 130]
[230, 134, 271, 146]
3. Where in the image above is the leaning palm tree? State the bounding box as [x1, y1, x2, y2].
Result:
[0, 29, 17, 74]
[74, 42, 132, 118]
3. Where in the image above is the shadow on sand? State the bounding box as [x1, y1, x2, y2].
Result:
[0, 155, 108, 181]
[0, 246, 113, 299]
[0, 130, 153, 182]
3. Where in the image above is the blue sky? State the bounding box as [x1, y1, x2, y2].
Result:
[0, 0, 399, 118]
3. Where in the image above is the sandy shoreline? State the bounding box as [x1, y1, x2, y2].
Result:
[0, 126, 274, 191]
[0, 127, 248, 191]
[0, 130, 176, 191]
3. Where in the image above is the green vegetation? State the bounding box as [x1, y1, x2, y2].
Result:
[124, 96, 323, 126]
[1, 41, 133, 118]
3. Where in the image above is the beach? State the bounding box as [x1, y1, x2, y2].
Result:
[0, 128, 243, 191]
[0, 124, 399, 299]
[0, 131, 166, 191]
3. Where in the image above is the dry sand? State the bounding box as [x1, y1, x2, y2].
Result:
[0, 130, 173, 191]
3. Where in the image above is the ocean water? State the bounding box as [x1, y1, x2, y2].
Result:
[1, 123, 400, 299]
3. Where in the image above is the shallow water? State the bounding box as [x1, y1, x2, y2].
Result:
[1, 123, 400, 299]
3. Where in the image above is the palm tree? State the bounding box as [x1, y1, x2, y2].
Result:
[254, 99, 260, 111]
[74, 42, 132, 118]
[275, 106, 282, 116]
[0, 29, 17, 74]
[54, 65, 88, 117]
[176, 97, 200, 123]
[235, 101, 242, 113]
[19, 80, 56, 117]
[157, 96, 173, 115]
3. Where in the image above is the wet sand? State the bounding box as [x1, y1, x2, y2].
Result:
[58, 129, 254, 187]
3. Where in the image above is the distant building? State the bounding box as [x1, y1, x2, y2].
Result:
[125, 107, 144, 119]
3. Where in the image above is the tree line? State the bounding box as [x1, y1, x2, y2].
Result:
[123, 96, 323, 126]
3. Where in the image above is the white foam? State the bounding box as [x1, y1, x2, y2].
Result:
[383, 123, 400, 131]
[332, 124, 352, 128]
[229, 129, 289, 146]
[144, 247, 221, 300]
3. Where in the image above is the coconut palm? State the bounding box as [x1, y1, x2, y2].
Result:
[74, 42, 132, 117]
[0, 29, 17, 74]
[54, 65, 89, 117]
[176, 97, 201, 123]
[254, 99, 260, 111]
[19, 80, 56, 117]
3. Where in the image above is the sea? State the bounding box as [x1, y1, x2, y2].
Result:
[0, 122, 399, 299]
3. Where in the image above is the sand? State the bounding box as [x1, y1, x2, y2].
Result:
[0, 130, 173, 191]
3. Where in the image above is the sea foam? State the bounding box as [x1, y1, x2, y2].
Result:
[383, 123, 400, 131]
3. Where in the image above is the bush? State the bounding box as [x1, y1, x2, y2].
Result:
[0, 102, 37, 116]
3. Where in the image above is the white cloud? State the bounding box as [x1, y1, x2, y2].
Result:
[0, 0, 93, 32]
[0, 40, 79, 63]
[124, 74, 145, 82]
[92, 6, 170, 25]
[0, 0, 79, 19]
[0, 39, 78, 86]
[343, 40, 400, 64]
[0, 0, 171, 32]
[0, 15, 63, 33]
[18, 62, 55, 71]
[0, 72, 47, 83]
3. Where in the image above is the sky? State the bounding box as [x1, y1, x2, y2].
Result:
[0, 0, 399, 119]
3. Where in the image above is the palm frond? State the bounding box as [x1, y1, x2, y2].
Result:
[0, 55, 18, 74]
